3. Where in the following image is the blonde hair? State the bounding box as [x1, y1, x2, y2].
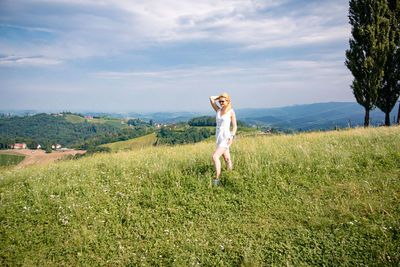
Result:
[217, 92, 232, 112]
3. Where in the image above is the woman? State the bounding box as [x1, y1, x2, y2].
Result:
[209, 93, 237, 186]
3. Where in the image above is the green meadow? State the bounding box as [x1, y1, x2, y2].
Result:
[64, 114, 86, 124]
[1, 127, 399, 265]
[64, 114, 126, 129]
[0, 153, 25, 170]
[100, 133, 158, 152]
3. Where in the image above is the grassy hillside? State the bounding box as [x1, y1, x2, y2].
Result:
[1, 127, 399, 265]
[65, 114, 126, 129]
[100, 133, 158, 152]
[64, 114, 86, 123]
[93, 116, 126, 129]
[0, 113, 120, 147]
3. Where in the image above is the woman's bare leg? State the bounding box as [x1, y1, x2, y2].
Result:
[222, 149, 232, 170]
[212, 146, 227, 180]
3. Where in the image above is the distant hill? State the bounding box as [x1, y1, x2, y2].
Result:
[0, 113, 118, 147]
[126, 102, 399, 130]
[1, 102, 399, 131]
[236, 102, 400, 130]
[0, 113, 152, 148]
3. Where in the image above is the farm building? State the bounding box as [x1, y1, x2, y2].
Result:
[11, 143, 27, 149]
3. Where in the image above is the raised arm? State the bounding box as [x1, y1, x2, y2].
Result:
[209, 96, 220, 112]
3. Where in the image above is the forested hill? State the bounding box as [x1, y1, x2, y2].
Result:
[0, 113, 152, 148]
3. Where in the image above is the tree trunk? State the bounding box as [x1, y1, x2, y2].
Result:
[364, 107, 370, 127]
[385, 111, 391, 126]
[397, 101, 400, 125]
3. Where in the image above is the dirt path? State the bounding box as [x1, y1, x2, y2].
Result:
[0, 149, 86, 169]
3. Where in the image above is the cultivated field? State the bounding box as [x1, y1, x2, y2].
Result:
[0, 153, 25, 170]
[0, 127, 399, 265]
[0, 149, 86, 169]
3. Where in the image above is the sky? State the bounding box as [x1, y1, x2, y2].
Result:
[0, 0, 353, 112]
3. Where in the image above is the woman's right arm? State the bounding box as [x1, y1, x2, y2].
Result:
[209, 96, 219, 112]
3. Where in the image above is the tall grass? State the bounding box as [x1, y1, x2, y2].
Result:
[1, 127, 399, 265]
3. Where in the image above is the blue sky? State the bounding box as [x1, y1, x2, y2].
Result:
[0, 0, 353, 112]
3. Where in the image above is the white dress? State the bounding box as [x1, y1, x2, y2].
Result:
[216, 108, 233, 148]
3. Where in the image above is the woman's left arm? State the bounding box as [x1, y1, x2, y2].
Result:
[231, 110, 237, 137]
[227, 110, 237, 146]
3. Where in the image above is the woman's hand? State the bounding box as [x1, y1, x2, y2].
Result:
[227, 136, 234, 146]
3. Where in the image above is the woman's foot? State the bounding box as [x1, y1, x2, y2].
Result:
[214, 179, 220, 186]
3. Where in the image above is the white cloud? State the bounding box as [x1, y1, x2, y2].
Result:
[0, 0, 354, 111]
[0, 0, 350, 60]
[92, 58, 350, 87]
[0, 24, 55, 33]
[0, 56, 62, 66]
[110, 0, 349, 48]
[92, 66, 249, 80]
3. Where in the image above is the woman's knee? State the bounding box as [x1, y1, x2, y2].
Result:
[212, 147, 226, 162]
[222, 151, 230, 160]
[222, 153, 229, 161]
[212, 153, 219, 162]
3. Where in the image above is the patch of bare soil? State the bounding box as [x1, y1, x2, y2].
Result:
[0, 149, 86, 169]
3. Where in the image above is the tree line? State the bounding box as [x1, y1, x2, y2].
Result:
[155, 126, 212, 145]
[77, 126, 154, 151]
[346, 0, 400, 126]
[0, 137, 39, 150]
[188, 116, 250, 127]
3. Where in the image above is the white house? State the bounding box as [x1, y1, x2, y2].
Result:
[13, 143, 27, 149]
[52, 144, 62, 150]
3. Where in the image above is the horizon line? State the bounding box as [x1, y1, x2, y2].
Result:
[0, 101, 360, 114]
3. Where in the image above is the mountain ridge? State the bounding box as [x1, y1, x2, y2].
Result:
[237, 102, 399, 130]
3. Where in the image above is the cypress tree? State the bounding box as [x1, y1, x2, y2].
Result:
[345, 0, 391, 126]
[377, 0, 400, 126]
